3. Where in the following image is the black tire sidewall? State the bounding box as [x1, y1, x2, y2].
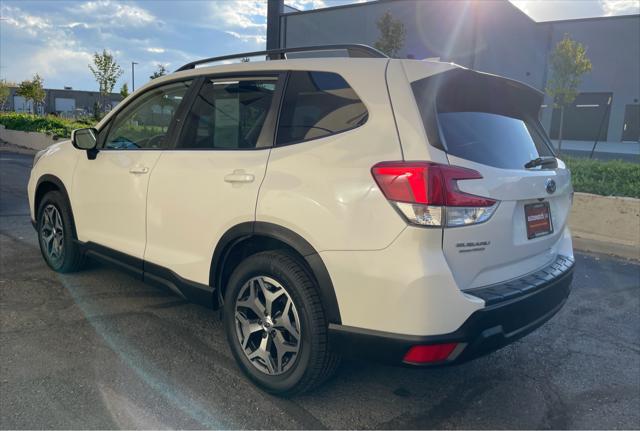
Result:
[223, 252, 317, 394]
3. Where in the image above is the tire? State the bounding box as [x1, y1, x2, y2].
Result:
[223, 250, 340, 396]
[37, 190, 84, 273]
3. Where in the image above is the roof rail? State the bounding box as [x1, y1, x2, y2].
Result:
[175, 44, 387, 72]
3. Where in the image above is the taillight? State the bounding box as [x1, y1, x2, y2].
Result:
[371, 161, 499, 227]
[403, 343, 459, 364]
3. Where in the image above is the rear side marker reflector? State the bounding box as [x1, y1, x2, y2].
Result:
[371, 161, 499, 227]
[403, 343, 459, 364]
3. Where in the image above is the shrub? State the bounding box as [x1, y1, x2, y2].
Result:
[0, 112, 93, 139]
[564, 157, 640, 199]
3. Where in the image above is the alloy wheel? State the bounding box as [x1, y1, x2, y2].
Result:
[40, 204, 64, 262]
[234, 276, 301, 375]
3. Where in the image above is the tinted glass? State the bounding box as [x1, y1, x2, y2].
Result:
[438, 112, 553, 169]
[104, 81, 191, 149]
[276, 71, 367, 145]
[179, 78, 277, 149]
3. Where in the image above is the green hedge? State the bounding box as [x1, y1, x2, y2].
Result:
[564, 157, 640, 198]
[0, 112, 94, 139]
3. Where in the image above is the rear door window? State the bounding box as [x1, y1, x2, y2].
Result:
[276, 71, 368, 145]
[438, 112, 553, 169]
[179, 77, 278, 149]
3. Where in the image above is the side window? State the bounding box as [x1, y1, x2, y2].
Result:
[276, 71, 368, 146]
[103, 81, 191, 149]
[179, 78, 278, 149]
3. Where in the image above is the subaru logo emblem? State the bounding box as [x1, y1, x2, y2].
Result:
[545, 178, 556, 194]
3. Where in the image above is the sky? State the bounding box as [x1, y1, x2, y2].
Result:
[1, 0, 639, 92]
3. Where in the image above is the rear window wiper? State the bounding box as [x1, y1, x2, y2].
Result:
[524, 156, 557, 169]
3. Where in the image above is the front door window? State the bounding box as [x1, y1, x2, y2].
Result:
[104, 81, 191, 150]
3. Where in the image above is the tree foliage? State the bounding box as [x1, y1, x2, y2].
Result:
[0, 80, 11, 111]
[120, 82, 129, 99]
[374, 11, 406, 58]
[89, 49, 123, 111]
[150, 64, 168, 80]
[16, 74, 46, 114]
[545, 35, 592, 153]
[546, 35, 592, 108]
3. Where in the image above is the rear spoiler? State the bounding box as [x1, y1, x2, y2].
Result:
[411, 68, 544, 151]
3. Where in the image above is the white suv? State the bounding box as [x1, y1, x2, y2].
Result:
[28, 45, 575, 395]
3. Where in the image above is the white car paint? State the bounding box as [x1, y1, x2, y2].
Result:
[72, 150, 163, 259]
[145, 150, 270, 284]
[27, 57, 573, 340]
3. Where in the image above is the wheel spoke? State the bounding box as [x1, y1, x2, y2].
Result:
[47, 238, 55, 257]
[42, 231, 54, 244]
[237, 282, 266, 320]
[235, 311, 262, 349]
[53, 211, 63, 231]
[248, 335, 275, 374]
[257, 277, 285, 317]
[273, 330, 298, 373]
[275, 298, 300, 341]
[54, 236, 64, 257]
[42, 209, 51, 228]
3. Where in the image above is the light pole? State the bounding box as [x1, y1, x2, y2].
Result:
[131, 61, 138, 91]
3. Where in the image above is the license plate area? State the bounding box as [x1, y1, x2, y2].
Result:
[525, 202, 553, 239]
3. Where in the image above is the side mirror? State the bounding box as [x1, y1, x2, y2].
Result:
[71, 128, 99, 160]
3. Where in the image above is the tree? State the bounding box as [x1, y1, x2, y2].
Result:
[120, 82, 129, 99]
[546, 34, 592, 154]
[92, 101, 102, 122]
[0, 80, 11, 111]
[89, 49, 123, 113]
[150, 64, 168, 80]
[16, 74, 46, 115]
[374, 11, 406, 58]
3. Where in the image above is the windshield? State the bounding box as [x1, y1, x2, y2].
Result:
[438, 112, 553, 170]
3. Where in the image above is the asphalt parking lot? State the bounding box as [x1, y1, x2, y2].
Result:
[1, 150, 639, 429]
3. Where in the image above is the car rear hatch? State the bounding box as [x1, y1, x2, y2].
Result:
[411, 68, 572, 290]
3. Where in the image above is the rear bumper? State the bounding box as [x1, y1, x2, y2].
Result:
[329, 255, 574, 366]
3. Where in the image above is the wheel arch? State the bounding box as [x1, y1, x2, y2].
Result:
[35, 175, 78, 238]
[210, 222, 341, 324]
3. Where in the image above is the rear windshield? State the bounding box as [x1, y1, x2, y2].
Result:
[438, 112, 553, 169]
[411, 70, 553, 170]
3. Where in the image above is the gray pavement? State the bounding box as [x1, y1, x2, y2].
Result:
[1, 151, 639, 429]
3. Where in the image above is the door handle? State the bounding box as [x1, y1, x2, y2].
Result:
[224, 170, 255, 184]
[129, 166, 149, 174]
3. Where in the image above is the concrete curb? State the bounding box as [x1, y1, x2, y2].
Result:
[0, 140, 39, 155]
[0, 125, 60, 152]
[573, 237, 639, 261]
[569, 192, 639, 260]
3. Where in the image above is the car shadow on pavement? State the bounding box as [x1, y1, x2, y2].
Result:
[1, 230, 639, 430]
